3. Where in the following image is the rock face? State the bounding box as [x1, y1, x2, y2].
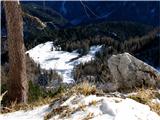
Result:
[108, 53, 160, 90]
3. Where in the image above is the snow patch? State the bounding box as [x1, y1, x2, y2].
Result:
[152, 98, 160, 104]
[26, 41, 102, 83]
[0, 105, 50, 120]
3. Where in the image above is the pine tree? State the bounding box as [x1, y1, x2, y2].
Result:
[4, 1, 28, 103]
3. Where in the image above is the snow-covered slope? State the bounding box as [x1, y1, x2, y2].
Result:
[51, 95, 160, 120]
[26, 41, 102, 83]
[0, 105, 50, 120]
[1, 95, 160, 120]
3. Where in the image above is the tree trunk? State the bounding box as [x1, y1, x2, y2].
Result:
[4, 1, 28, 103]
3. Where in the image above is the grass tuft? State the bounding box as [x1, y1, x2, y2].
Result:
[128, 88, 160, 115]
[76, 81, 97, 96]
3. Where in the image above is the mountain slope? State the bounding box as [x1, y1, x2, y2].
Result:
[23, 1, 160, 26]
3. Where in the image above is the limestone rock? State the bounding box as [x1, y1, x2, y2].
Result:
[108, 53, 160, 90]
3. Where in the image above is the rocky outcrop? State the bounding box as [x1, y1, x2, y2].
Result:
[108, 53, 160, 90]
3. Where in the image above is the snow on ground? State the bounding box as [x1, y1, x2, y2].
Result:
[0, 105, 51, 120]
[26, 41, 102, 83]
[152, 98, 160, 104]
[51, 95, 160, 120]
[1, 95, 159, 120]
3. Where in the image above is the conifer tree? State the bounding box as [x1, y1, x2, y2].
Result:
[4, 1, 28, 103]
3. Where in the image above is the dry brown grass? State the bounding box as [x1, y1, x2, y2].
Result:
[44, 106, 69, 120]
[128, 88, 160, 115]
[1, 96, 54, 114]
[82, 112, 94, 120]
[1, 80, 101, 118]
[89, 100, 98, 106]
[44, 82, 100, 120]
[71, 81, 102, 96]
[1, 86, 69, 114]
[149, 102, 160, 115]
[76, 81, 97, 96]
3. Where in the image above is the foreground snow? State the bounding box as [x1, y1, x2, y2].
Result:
[0, 105, 50, 120]
[26, 42, 102, 83]
[1, 95, 160, 120]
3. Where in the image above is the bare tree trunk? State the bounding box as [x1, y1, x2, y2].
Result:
[4, 1, 28, 103]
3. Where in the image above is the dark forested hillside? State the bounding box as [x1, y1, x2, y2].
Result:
[73, 27, 160, 84]
[22, 1, 160, 26]
[24, 21, 154, 50]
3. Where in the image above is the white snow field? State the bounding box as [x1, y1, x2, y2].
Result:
[26, 41, 102, 83]
[0, 105, 50, 120]
[1, 95, 160, 120]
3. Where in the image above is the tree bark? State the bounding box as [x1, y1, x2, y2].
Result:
[4, 1, 28, 103]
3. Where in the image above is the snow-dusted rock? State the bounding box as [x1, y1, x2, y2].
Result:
[108, 53, 160, 90]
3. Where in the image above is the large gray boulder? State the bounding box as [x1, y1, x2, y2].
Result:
[108, 53, 160, 90]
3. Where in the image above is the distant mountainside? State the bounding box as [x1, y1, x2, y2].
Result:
[21, 3, 68, 27]
[1, 2, 68, 36]
[22, 1, 160, 26]
[1, 1, 159, 37]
